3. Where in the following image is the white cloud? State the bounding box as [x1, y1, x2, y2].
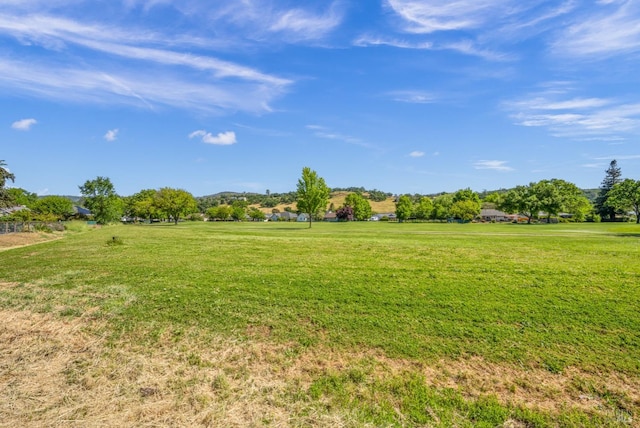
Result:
[0, 12, 291, 114]
[473, 160, 514, 171]
[553, 1, 640, 58]
[505, 85, 640, 140]
[409, 151, 425, 157]
[104, 128, 119, 141]
[11, 118, 37, 130]
[389, 90, 436, 104]
[189, 130, 237, 145]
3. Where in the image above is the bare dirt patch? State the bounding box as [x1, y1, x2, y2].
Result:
[1, 309, 638, 427]
[0, 232, 61, 251]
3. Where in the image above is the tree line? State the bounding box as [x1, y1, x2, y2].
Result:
[1, 161, 639, 225]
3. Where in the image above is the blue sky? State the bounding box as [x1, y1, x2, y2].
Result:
[2, 0, 640, 197]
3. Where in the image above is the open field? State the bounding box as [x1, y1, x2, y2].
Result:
[1, 221, 639, 427]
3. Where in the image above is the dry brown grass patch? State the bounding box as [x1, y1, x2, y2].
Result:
[2, 308, 638, 427]
[0, 232, 61, 251]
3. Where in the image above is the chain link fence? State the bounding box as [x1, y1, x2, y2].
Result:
[0, 222, 65, 235]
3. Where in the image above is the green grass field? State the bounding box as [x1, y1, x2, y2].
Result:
[1, 221, 639, 426]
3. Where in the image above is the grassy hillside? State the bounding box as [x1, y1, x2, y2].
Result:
[254, 191, 397, 214]
[1, 222, 638, 426]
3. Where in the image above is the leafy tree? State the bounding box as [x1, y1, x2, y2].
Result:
[248, 207, 266, 221]
[414, 196, 433, 220]
[451, 188, 481, 221]
[7, 188, 38, 207]
[0, 160, 16, 208]
[344, 193, 372, 221]
[395, 194, 413, 222]
[450, 200, 479, 222]
[336, 205, 354, 221]
[32, 196, 74, 220]
[207, 205, 231, 221]
[296, 167, 330, 228]
[154, 187, 197, 224]
[606, 179, 640, 223]
[79, 176, 123, 224]
[230, 205, 246, 221]
[368, 189, 389, 202]
[431, 193, 453, 220]
[125, 189, 158, 222]
[499, 184, 539, 224]
[551, 179, 592, 222]
[595, 160, 623, 221]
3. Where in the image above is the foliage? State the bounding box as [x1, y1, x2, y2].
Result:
[206, 205, 231, 221]
[395, 195, 413, 222]
[124, 189, 158, 222]
[296, 167, 330, 228]
[78, 176, 123, 224]
[367, 189, 390, 202]
[154, 187, 197, 224]
[606, 179, 640, 223]
[335, 205, 354, 221]
[450, 200, 479, 222]
[0, 160, 16, 208]
[413, 196, 433, 220]
[451, 188, 481, 220]
[499, 184, 539, 223]
[344, 193, 372, 221]
[248, 207, 266, 221]
[595, 160, 623, 221]
[7, 187, 38, 207]
[31, 196, 74, 220]
[431, 193, 453, 220]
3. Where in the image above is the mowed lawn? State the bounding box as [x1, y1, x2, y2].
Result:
[1, 221, 639, 427]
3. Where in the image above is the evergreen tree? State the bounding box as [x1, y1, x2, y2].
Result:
[595, 160, 622, 221]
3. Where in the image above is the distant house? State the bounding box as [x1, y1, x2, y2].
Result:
[73, 205, 92, 217]
[297, 213, 310, 222]
[323, 211, 338, 222]
[370, 213, 396, 221]
[479, 209, 513, 222]
[278, 211, 298, 221]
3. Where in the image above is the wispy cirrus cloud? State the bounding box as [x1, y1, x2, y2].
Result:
[473, 160, 514, 171]
[388, 90, 436, 104]
[11, 118, 37, 130]
[370, 0, 576, 61]
[306, 124, 374, 149]
[409, 151, 425, 157]
[0, 5, 293, 114]
[553, 0, 640, 58]
[189, 130, 237, 145]
[505, 84, 640, 140]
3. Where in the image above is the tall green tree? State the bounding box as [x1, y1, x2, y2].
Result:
[124, 189, 158, 222]
[7, 188, 38, 207]
[499, 184, 539, 224]
[32, 196, 74, 220]
[296, 167, 330, 228]
[431, 193, 453, 220]
[154, 188, 197, 224]
[79, 176, 123, 224]
[395, 194, 414, 222]
[344, 193, 372, 221]
[451, 188, 481, 221]
[595, 160, 623, 221]
[606, 179, 640, 223]
[414, 196, 433, 220]
[0, 160, 16, 208]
